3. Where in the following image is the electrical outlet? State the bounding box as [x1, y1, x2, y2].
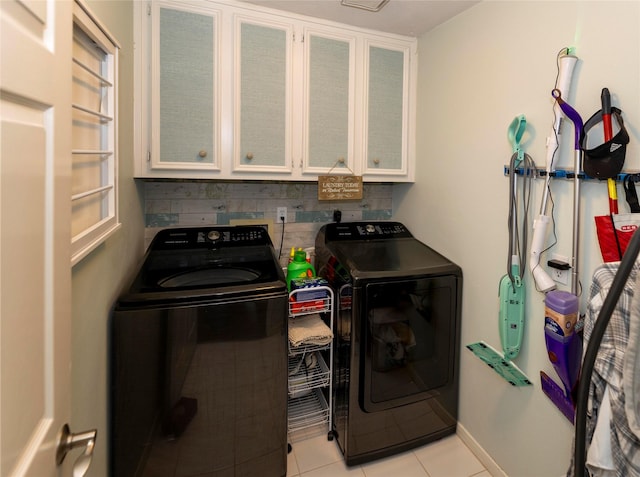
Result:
[277, 207, 287, 223]
[549, 253, 570, 285]
[551, 267, 570, 285]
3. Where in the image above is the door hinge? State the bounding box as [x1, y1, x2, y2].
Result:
[147, 3, 151, 16]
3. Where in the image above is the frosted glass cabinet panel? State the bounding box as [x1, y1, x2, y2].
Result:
[365, 43, 407, 175]
[134, 1, 416, 181]
[152, 4, 219, 170]
[304, 32, 354, 173]
[235, 18, 291, 172]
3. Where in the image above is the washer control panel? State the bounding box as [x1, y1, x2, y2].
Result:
[152, 226, 271, 249]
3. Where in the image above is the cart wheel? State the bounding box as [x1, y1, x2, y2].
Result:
[287, 443, 292, 454]
[327, 431, 334, 441]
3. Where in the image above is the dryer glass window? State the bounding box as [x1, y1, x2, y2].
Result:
[362, 276, 457, 411]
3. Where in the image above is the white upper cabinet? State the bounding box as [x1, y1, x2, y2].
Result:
[233, 15, 293, 174]
[150, 1, 220, 171]
[302, 28, 356, 176]
[363, 40, 412, 178]
[134, 0, 416, 182]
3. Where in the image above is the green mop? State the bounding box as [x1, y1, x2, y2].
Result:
[467, 116, 533, 386]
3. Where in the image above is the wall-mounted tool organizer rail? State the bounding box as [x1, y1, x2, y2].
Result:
[503, 166, 640, 181]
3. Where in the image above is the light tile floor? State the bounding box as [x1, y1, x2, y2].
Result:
[287, 433, 492, 477]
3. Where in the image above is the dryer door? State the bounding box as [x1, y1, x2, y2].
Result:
[361, 275, 458, 412]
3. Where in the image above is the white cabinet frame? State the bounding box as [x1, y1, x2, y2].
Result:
[134, 0, 417, 182]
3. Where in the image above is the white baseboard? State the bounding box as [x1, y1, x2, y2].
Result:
[457, 423, 508, 477]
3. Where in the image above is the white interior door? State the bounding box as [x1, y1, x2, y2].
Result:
[1, 0, 74, 475]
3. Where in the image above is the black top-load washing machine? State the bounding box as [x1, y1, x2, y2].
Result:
[315, 221, 462, 465]
[111, 226, 288, 477]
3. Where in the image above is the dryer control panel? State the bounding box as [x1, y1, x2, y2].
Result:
[325, 222, 412, 241]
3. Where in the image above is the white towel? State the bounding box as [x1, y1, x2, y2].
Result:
[586, 385, 616, 477]
[288, 313, 333, 348]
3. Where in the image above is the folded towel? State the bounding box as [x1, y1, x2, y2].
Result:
[289, 313, 333, 348]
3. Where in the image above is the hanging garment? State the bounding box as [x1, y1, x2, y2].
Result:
[569, 262, 640, 476]
[624, 273, 640, 441]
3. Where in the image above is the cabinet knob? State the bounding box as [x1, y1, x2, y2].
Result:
[198, 150, 207, 158]
[373, 158, 380, 165]
[246, 152, 254, 160]
[338, 157, 345, 164]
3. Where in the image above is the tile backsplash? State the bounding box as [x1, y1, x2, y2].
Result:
[143, 181, 392, 267]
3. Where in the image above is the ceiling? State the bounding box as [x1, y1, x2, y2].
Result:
[239, 0, 479, 37]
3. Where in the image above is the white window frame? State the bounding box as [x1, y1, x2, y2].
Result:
[71, 0, 121, 266]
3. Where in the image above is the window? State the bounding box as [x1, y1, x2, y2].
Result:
[71, 0, 120, 265]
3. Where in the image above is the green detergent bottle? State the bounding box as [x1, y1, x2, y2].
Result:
[286, 249, 315, 290]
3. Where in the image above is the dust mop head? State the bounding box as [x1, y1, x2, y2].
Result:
[466, 341, 532, 387]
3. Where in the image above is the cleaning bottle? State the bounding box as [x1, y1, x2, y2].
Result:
[286, 249, 315, 290]
[544, 290, 582, 403]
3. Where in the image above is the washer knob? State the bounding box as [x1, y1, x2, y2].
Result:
[365, 224, 375, 233]
[207, 230, 221, 241]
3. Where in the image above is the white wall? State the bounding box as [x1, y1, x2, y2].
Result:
[394, 1, 639, 476]
[70, 1, 144, 475]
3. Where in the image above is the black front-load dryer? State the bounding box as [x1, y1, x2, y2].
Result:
[315, 221, 462, 465]
[110, 226, 288, 477]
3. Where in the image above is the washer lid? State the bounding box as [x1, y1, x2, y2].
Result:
[136, 243, 282, 290]
[158, 267, 261, 288]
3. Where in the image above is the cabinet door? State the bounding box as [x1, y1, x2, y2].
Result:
[151, 2, 219, 170]
[363, 41, 409, 177]
[303, 30, 355, 175]
[234, 17, 292, 173]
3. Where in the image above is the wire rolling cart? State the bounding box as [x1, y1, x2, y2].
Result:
[287, 285, 334, 443]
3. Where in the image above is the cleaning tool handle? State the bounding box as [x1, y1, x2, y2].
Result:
[608, 182, 619, 214]
[601, 87, 613, 141]
[601, 88, 618, 214]
[530, 215, 556, 292]
[553, 89, 583, 150]
[545, 53, 578, 173]
[508, 115, 527, 163]
[551, 54, 579, 141]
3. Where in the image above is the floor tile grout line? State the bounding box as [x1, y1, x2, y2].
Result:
[296, 460, 361, 476]
[411, 450, 433, 477]
[469, 471, 490, 477]
[289, 434, 490, 477]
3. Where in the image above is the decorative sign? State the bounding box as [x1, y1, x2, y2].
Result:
[318, 175, 363, 201]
